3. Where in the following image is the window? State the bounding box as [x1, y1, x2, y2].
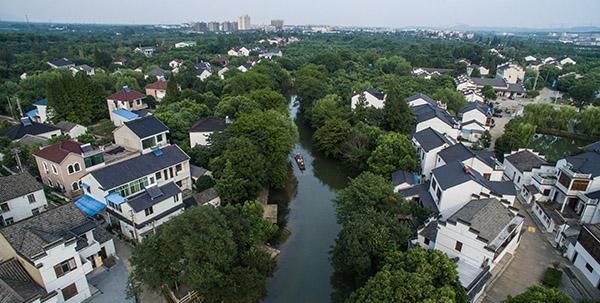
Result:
[585, 263, 594, 273]
[156, 134, 164, 142]
[32, 208, 39, 215]
[0, 203, 9, 212]
[176, 164, 182, 173]
[144, 207, 154, 216]
[67, 165, 74, 174]
[27, 194, 36, 203]
[483, 173, 491, 181]
[431, 177, 437, 191]
[436, 188, 442, 200]
[174, 194, 179, 203]
[558, 172, 571, 188]
[543, 189, 551, 196]
[517, 176, 521, 184]
[142, 137, 156, 149]
[71, 182, 80, 191]
[424, 238, 430, 245]
[108, 201, 122, 212]
[84, 153, 104, 168]
[169, 167, 174, 179]
[149, 176, 155, 184]
[43, 162, 48, 173]
[61, 283, 78, 300]
[155, 171, 162, 180]
[110, 177, 149, 198]
[3, 217, 14, 225]
[73, 163, 80, 172]
[163, 169, 168, 180]
[54, 258, 77, 278]
[571, 180, 590, 191]
[455, 241, 463, 252]
[51, 164, 58, 175]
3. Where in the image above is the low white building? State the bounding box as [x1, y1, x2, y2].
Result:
[134, 46, 155, 57]
[430, 161, 515, 219]
[169, 59, 183, 69]
[350, 88, 386, 110]
[565, 224, 600, 289]
[0, 117, 61, 143]
[412, 127, 455, 180]
[503, 149, 554, 201]
[459, 101, 492, 144]
[79, 145, 192, 242]
[0, 173, 48, 226]
[417, 198, 524, 302]
[405, 93, 440, 108]
[0, 203, 116, 303]
[435, 143, 504, 181]
[113, 115, 170, 154]
[47, 58, 75, 69]
[412, 103, 460, 139]
[559, 57, 576, 66]
[189, 117, 227, 147]
[106, 87, 147, 126]
[175, 41, 196, 48]
[496, 63, 525, 84]
[228, 47, 250, 57]
[55, 121, 88, 139]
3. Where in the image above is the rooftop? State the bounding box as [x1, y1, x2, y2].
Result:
[565, 151, 600, 177]
[127, 182, 181, 212]
[55, 121, 80, 132]
[0, 120, 59, 141]
[34, 140, 82, 163]
[432, 161, 515, 196]
[460, 101, 491, 115]
[47, 58, 74, 67]
[190, 117, 227, 133]
[413, 127, 453, 152]
[505, 150, 548, 173]
[146, 80, 168, 90]
[391, 170, 417, 187]
[412, 103, 457, 128]
[405, 93, 437, 106]
[438, 143, 498, 169]
[0, 258, 50, 302]
[107, 89, 146, 102]
[362, 88, 385, 100]
[470, 77, 507, 88]
[90, 145, 189, 190]
[123, 115, 169, 139]
[0, 203, 96, 262]
[0, 173, 43, 203]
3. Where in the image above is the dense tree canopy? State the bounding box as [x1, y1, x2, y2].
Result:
[502, 286, 571, 303]
[367, 132, 419, 177]
[154, 98, 210, 145]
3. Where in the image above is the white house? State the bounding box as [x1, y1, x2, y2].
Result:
[175, 41, 196, 48]
[559, 57, 576, 66]
[218, 66, 231, 79]
[496, 63, 525, 84]
[228, 47, 250, 57]
[28, 98, 50, 123]
[70, 65, 95, 76]
[405, 93, 438, 107]
[113, 116, 170, 154]
[564, 224, 600, 289]
[106, 87, 147, 126]
[417, 198, 524, 302]
[459, 101, 492, 144]
[350, 88, 386, 110]
[412, 127, 456, 180]
[461, 89, 485, 103]
[47, 58, 75, 69]
[237, 64, 251, 73]
[145, 80, 168, 102]
[351, 88, 385, 110]
[55, 121, 88, 139]
[79, 145, 192, 242]
[134, 46, 155, 57]
[435, 143, 504, 181]
[0, 173, 48, 226]
[412, 103, 460, 139]
[429, 161, 516, 218]
[0, 203, 116, 303]
[169, 59, 183, 69]
[195, 62, 213, 81]
[189, 117, 227, 147]
[503, 149, 554, 200]
[525, 55, 537, 62]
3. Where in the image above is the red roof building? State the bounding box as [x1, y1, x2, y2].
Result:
[35, 140, 82, 163]
[107, 90, 146, 102]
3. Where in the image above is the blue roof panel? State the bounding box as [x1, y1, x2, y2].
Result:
[105, 192, 126, 205]
[25, 109, 39, 118]
[33, 98, 48, 106]
[74, 195, 106, 216]
[113, 109, 139, 120]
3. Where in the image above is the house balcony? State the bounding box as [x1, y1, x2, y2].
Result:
[81, 257, 94, 274]
[560, 166, 592, 180]
[533, 173, 556, 186]
[576, 192, 599, 205]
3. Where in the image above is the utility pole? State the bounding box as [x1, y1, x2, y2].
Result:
[532, 70, 540, 91]
[16, 97, 23, 117]
[12, 148, 23, 173]
[6, 96, 16, 120]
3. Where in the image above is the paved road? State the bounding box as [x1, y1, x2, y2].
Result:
[482, 200, 564, 302]
[86, 259, 134, 303]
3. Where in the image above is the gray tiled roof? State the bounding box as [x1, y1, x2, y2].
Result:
[565, 151, 600, 177]
[470, 77, 507, 88]
[0, 122, 59, 141]
[0, 258, 48, 302]
[405, 93, 437, 106]
[447, 198, 516, 243]
[0, 203, 94, 262]
[197, 188, 219, 205]
[55, 121, 78, 132]
[391, 170, 416, 187]
[413, 128, 453, 152]
[190, 165, 208, 179]
[419, 220, 438, 242]
[364, 88, 385, 100]
[505, 150, 548, 173]
[439, 143, 497, 169]
[127, 182, 181, 212]
[412, 103, 458, 128]
[460, 101, 491, 115]
[123, 115, 169, 139]
[190, 117, 227, 132]
[90, 145, 189, 189]
[507, 83, 526, 93]
[0, 173, 43, 203]
[398, 183, 438, 213]
[432, 161, 515, 196]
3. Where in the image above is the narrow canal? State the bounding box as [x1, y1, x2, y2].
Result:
[264, 97, 355, 302]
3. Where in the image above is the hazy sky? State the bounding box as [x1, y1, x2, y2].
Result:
[1, 0, 599, 28]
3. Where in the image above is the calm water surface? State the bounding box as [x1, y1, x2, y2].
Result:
[264, 97, 355, 303]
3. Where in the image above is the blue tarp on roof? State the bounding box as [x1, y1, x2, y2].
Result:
[33, 98, 48, 106]
[25, 109, 38, 118]
[113, 109, 139, 120]
[105, 192, 126, 205]
[74, 195, 106, 216]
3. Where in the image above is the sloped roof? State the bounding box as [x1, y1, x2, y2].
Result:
[190, 117, 226, 132]
[413, 128, 453, 152]
[412, 103, 458, 127]
[364, 88, 385, 100]
[0, 258, 49, 302]
[391, 170, 416, 186]
[565, 151, 600, 177]
[507, 83, 526, 93]
[123, 115, 169, 139]
[127, 182, 181, 212]
[405, 93, 437, 106]
[0, 121, 59, 141]
[0, 173, 43, 203]
[447, 198, 517, 243]
[107, 89, 145, 102]
[90, 145, 189, 189]
[438, 143, 497, 169]
[505, 150, 548, 173]
[34, 140, 81, 163]
[0, 203, 95, 262]
[460, 101, 491, 115]
[55, 121, 79, 132]
[47, 58, 74, 67]
[432, 161, 515, 196]
[470, 77, 507, 88]
[148, 67, 168, 77]
[146, 80, 168, 90]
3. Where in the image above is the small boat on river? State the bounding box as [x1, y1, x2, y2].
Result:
[294, 153, 305, 171]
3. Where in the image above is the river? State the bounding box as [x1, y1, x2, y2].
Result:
[264, 97, 355, 303]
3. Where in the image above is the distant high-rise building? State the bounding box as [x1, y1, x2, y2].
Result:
[222, 21, 236, 32]
[238, 15, 251, 30]
[271, 19, 284, 30]
[231, 22, 238, 31]
[193, 22, 208, 32]
[207, 22, 220, 32]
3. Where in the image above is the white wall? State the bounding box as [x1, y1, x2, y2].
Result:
[190, 131, 213, 147]
[351, 92, 385, 110]
[462, 110, 488, 126]
[573, 242, 600, 287]
[1, 189, 48, 223]
[416, 118, 459, 139]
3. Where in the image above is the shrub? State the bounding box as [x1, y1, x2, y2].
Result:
[542, 267, 562, 288]
[195, 175, 215, 192]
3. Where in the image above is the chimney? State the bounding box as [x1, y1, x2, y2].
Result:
[123, 85, 130, 92]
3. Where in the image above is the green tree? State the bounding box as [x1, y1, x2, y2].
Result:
[313, 118, 351, 158]
[93, 48, 112, 68]
[470, 67, 481, 77]
[310, 94, 347, 129]
[215, 96, 261, 119]
[340, 122, 384, 171]
[569, 81, 596, 110]
[576, 107, 600, 137]
[502, 286, 571, 303]
[195, 175, 216, 192]
[433, 87, 468, 114]
[331, 209, 412, 303]
[494, 118, 537, 160]
[47, 73, 107, 125]
[482, 85, 497, 100]
[383, 86, 413, 134]
[375, 56, 411, 75]
[154, 98, 210, 145]
[296, 64, 331, 110]
[367, 132, 419, 177]
[161, 79, 180, 104]
[346, 248, 468, 303]
[246, 88, 288, 113]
